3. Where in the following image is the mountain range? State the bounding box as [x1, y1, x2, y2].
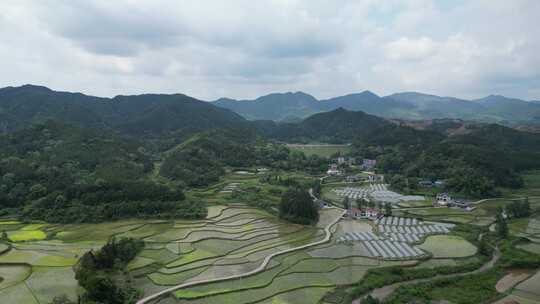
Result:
[0, 84, 249, 136]
[214, 90, 540, 123]
[2, 84, 540, 141]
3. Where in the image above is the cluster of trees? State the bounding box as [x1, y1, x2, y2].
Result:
[353, 123, 540, 198]
[75, 237, 144, 304]
[279, 188, 319, 225]
[160, 131, 328, 188]
[505, 198, 531, 219]
[0, 122, 209, 222]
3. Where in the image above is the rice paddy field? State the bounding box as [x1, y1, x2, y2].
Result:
[418, 235, 477, 258]
[0, 219, 111, 303]
[501, 270, 540, 303]
[0, 197, 533, 304]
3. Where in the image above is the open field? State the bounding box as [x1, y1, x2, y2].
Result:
[286, 144, 351, 158]
[418, 235, 477, 258]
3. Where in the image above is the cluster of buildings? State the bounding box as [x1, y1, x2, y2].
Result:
[361, 159, 377, 171]
[326, 157, 378, 177]
[418, 179, 445, 188]
[434, 193, 472, 210]
[346, 207, 382, 220]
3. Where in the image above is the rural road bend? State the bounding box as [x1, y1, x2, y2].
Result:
[136, 208, 346, 304]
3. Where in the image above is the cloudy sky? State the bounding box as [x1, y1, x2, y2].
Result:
[1, 0, 539, 101]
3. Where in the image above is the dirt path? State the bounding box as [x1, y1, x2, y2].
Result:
[135, 208, 346, 304]
[352, 247, 500, 304]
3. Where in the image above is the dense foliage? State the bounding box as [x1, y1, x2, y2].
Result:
[505, 198, 531, 218]
[279, 188, 319, 225]
[0, 122, 198, 222]
[160, 130, 327, 187]
[353, 123, 540, 197]
[75, 237, 144, 304]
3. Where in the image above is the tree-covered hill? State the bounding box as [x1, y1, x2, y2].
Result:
[0, 121, 201, 223]
[159, 129, 328, 187]
[357, 120, 540, 197]
[257, 108, 390, 143]
[0, 85, 250, 138]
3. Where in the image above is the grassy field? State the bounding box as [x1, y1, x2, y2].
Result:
[286, 144, 351, 158]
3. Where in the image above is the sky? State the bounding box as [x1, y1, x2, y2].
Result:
[1, 0, 539, 101]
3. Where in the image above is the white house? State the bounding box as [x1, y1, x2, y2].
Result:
[435, 193, 452, 206]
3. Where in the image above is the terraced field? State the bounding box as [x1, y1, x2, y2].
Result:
[0, 203, 511, 304]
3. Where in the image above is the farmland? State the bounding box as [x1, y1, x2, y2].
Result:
[0, 172, 539, 304]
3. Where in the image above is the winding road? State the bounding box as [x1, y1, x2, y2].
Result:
[135, 207, 346, 304]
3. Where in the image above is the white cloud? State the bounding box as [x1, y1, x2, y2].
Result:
[384, 37, 437, 61]
[0, 0, 539, 100]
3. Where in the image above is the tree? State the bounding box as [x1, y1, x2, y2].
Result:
[48, 295, 76, 304]
[363, 295, 380, 304]
[312, 180, 321, 197]
[356, 198, 365, 210]
[478, 238, 491, 257]
[524, 197, 531, 216]
[384, 203, 392, 216]
[506, 198, 531, 219]
[496, 210, 508, 239]
[342, 196, 350, 210]
[279, 188, 319, 225]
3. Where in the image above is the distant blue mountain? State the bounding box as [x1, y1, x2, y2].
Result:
[214, 90, 540, 123]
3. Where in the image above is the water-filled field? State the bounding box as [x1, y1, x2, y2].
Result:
[0, 204, 500, 304]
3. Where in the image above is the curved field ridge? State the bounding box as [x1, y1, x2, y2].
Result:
[135, 208, 346, 304]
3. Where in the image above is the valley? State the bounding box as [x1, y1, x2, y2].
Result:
[1, 86, 540, 304]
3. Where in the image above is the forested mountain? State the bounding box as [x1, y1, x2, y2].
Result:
[0, 85, 249, 137]
[256, 108, 389, 143]
[214, 90, 540, 123]
[214, 92, 322, 121]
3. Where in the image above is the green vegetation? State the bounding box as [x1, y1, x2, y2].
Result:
[353, 123, 540, 198]
[286, 144, 351, 158]
[0, 122, 188, 223]
[75, 237, 144, 304]
[279, 188, 319, 225]
[381, 238, 540, 304]
[385, 268, 503, 304]
[2, 86, 540, 304]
